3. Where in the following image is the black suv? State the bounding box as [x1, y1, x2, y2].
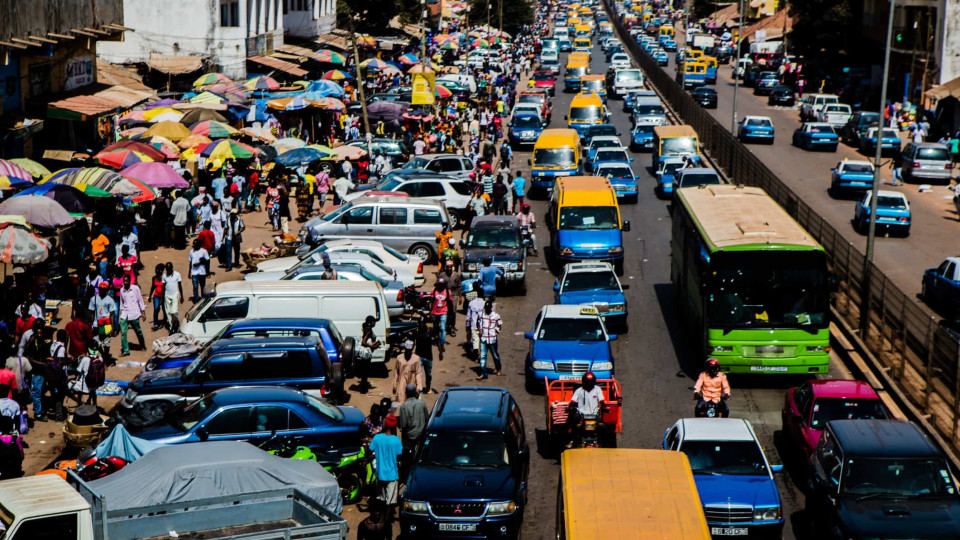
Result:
[807, 419, 960, 539]
[462, 216, 527, 294]
[400, 387, 529, 539]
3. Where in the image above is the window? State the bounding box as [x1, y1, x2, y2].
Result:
[220, 0, 240, 26]
[396, 183, 420, 196]
[413, 208, 443, 224]
[451, 182, 472, 196]
[248, 349, 313, 378]
[379, 207, 408, 224]
[205, 297, 249, 321]
[344, 206, 374, 225]
[816, 432, 842, 486]
[254, 406, 298, 432]
[206, 353, 247, 380]
[418, 182, 446, 197]
[11, 514, 78, 540]
[205, 407, 253, 435]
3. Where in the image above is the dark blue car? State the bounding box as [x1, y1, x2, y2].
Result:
[630, 123, 656, 151]
[594, 162, 638, 204]
[135, 386, 365, 460]
[507, 113, 544, 148]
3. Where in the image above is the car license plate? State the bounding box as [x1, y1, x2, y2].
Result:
[754, 346, 784, 354]
[749, 365, 788, 372]
[439, 523, 477, 532]
[711, 527, 749, 536]
[559, 375, 581, 380]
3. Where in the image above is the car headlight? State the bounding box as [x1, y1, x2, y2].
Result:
[608, 303, 625, 312]
[711, 346, 734, 353]
[559, 247, 574, 256]
[124, 388, 137, 402]
[466, 263, 477, 271]
[531, 361, 553, 370]
[508, 263, 518, 271]
[592, 361, 614, 371]
[145, 361, 156, 371]
[753, 507, 781, 521]
[486, 501, 517, 516]
[608, 246, 623, 254]
[403, 500, 429, 515]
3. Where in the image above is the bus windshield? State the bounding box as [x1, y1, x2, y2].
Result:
[559, 206, 619, 230]
[706, 251, 829, 329]
[534, 148, 576, 168]
[570, 106, 601, 121]
[566, 67, 587, 77]
[660, 136, 698, 156]
[582, 80, 604, 92]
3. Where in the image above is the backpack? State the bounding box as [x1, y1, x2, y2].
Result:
[85, 355, 106, 390]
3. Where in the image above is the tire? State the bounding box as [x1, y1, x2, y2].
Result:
[338, 470, 364, 505]
[614, 259, 624, 276]
[447, 210, 462, 230]
[409, 243, 433, 263]
[921, 281, 929, 301]
[329, 362, 345, 403]
[338, 337, 356, 378]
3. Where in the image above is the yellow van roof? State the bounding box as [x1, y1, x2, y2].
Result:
[570, 93, 603, 108]
[580, 74, 605, 82]
[654, 125, 698, 139]
[565, 60, 589, 69]
[556, 176, 617, 207]
[534, 128, 580, 148]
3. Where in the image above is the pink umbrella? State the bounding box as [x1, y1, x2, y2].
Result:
[120, 162, 190, 189]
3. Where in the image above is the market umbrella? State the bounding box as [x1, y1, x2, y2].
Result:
[435, 34, 456, 43]
[359, 59, 390, 71]
[7, 158, 49, 178]
[143, 136, 181, 159]
[189, 91, 227, 105]
[312, 97, 346, 111]
[435, 84, 453, 99]
[253, 144, 279, 160]
[266, 96, 310, 111]
[120, 162, 190, 189]
[13, 183, 97, 215]
[145, 98, 180, 109]
[97, 140, 168, 162]
[199, 139, 258, 161]
[190, 120, 239, 138]
[142, 121, 192, 142]
[143, 107, 184, 122]
[119, 127, 148, 139]
[239, 126, 277, 143]
[439, 41, 459, 51]
[366, 100, 409, 122]
[315, 50, 346, 64]
[243, 75, 280, 91]
[0, 195, 76, 228]
[357, 36, 377, 47]
[471, 39, 490, 48]
[193, 73, 232, 87]
[0, 176, 31, 190]
[273, 147, 330, 166]
[119, 110, 148, 124]
[322, 69, 349, 80]
[330, 145, 367, 160]
[96, 149, 155, 169]
[178, 108, 228, 125]
[113, 176, 156, 203]
[0, 160, 35, 185]
[399, 53, 420, 65]
[305, 144, 336, 157]
[407, 64, 436, 74]
[0, 223, 50, 265]
[272, 137, 307, 153]
[41, 167, 129, 192]
[177, 134, 213, 149]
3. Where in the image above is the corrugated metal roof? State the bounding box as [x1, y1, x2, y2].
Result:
[247, 55, 308, 77]
[315, 32, 350, 51]
[148, 52, 204, 75]
[275, 43, 319, 60]
[48, 85, 153, 118]
[96, 60, 150, 91]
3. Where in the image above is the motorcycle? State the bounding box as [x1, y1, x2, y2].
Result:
[690, 386, 730, 418]
[259, 434, 374, 505]
[39, 447, 128, 481]
[520, 225, 536, 256]
[402, 285, 433, 315]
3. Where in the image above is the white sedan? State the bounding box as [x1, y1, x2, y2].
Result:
[610, 53, 632, 70]
[256, 238, 424, 286]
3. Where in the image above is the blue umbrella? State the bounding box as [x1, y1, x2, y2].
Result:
[273, 147, 329, 166]
[12, 183, 96, 215]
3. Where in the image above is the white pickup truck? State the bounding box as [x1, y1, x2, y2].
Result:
[817, 103, 853, 127]
[799, 93, 839, 122]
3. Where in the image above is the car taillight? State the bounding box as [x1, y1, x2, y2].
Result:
[417, 262, 423, 273]
[946, 164, 953, 170]
[396, 289, 404, 301]
[899, 217, 909, 222]
[320, 383, 329, 397]
[913, 162, 921, 168]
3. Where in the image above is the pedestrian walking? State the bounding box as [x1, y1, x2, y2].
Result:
[147, 264, 165, 330]
[392, 341, 424, 405]
[188, 239, 209, 302]
[89, 282, 117, 363]
[117, 275, 146, 357]
[475, 299, 502, 379]
[369, 415, 403, 516]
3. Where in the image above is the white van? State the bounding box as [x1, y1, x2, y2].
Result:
[436, 74, 477, 95]
[180, 281, 391, 362]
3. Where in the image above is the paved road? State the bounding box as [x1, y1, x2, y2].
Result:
[655, 35, 959, 314]
[482, 42, 847, 539]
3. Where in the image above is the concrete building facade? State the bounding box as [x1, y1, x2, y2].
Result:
[283, 0, 337, 38]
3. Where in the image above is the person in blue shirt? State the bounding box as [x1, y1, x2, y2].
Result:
[478, 258, 504, 299]
[210, 174, 228, 202]
[369, 414, 403, 514]
[512, 172, 526, 213]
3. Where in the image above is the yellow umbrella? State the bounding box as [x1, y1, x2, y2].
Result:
[142, 121, 192, 142]
[177, 134, 213, 149]
[143, 107, 184, 122]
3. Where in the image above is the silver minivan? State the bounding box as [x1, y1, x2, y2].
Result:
[299, 197, 450, 262]
[403, 153, 475, 180]
[901, 142, 953, 183]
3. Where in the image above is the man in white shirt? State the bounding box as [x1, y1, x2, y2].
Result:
[162, 262, 183, 333]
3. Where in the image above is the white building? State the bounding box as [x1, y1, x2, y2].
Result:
[98, 0, 285, 80]
[284, 0, 336, 38]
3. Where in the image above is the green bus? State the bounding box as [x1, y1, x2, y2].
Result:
[671, 185, 831, 374]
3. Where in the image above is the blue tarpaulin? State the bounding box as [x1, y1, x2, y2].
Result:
[95, 424, 163, 462]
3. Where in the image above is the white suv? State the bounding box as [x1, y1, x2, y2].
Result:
[345, 176, 473, 228]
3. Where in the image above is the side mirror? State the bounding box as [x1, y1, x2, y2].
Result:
[608, 334, 618, 341]
[517, 446, 530, 463]
[523, 332, 534, 340]
[771, 464, 784, 473]
[621, 220, 631, 231]
[527, 158, 532, 166]
[553, 280, 560, 291]
[564, 115, 568, 120]
[196, 427, 209, 441]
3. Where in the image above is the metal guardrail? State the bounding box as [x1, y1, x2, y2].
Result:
[602, 2, 960, 455]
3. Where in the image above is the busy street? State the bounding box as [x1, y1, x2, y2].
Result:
[2, 0, 960, 539]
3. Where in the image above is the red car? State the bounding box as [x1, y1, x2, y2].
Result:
[781, 379, 889, 460]
[529, 70, 556, 96]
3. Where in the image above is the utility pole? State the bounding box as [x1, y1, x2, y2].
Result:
[730, 0, 746, 133]
[498, 0, 503, 36]
[859, 0, 896, 335]
[346, 14, 372, 155]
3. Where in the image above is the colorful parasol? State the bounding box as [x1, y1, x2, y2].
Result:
[96, 149, 155, 169]
[434, 34, 457, 43]
[119, 110, 148, 124]
[120, 162, 190, 189]
[177, 134, 213, 149]
[178, 108, 228, 125]
[265, 96, 311, 111]
[471, 39, 490, 48]
[0, 223, 50, 265]
[0, 176, 31, 190]
[399, 53, 420, 65]
[143, 107, 184, 123]
[435, 85, 453, 99]
[273, 147, 330, 166]
[272, 137, 308, 153]
[359, 58, 391, 70]
[190, 120, 239, 138]
[315, 50, 346, 64]
[0, 160, 35, 185]
[243, 75, 280, 91]
[305, 144, 336, 157]
[41, 167, 138, 194]
[13, 183, 99, 215]
[330, 144, 367, 161]
[142, 121, 192, 142]
[0, 196, 76, 228]
[312, 97, 346, 111]
[97, 140, 168, 162]
[357, 36, 377, 47]
[238, 126, 277, 143]
[439, 41, 459, 50]
[199, 139, 258, 161]
[192, 73, 232, 87]
[119, 126, 148, 139]
[7, 158, 49, 178]
[143, 136, 181, 159]
[322, 69, 349, 80]
[189, 91, 228, 104]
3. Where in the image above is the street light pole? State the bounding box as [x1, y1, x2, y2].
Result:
[730, 0, 747, 134]
[859, 0, 896, 335]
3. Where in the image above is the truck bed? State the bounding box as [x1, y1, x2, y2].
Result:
[141, 519, 303, 539]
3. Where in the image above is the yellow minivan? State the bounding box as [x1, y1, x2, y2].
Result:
[546, 176, 629, 274]
[574, 24, 591, 38]
[566, 92, 607, 136]
[573, 37, 592, 53]
[530, 128, 581, 192]
[564, 60, 589, 92]
[579, 74, 606, 101]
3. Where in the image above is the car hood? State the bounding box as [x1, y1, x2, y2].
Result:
[130, 367, 184, 391]
[694, 475, 780, 509]
[406, 464, 516, 501]
[464, 247, 523, 264]
[558, 289, 624, 306]
[256, 256, 299, 273]
[532, 339, 611, 362]
[557, 229, 622, 250]
[836, 497, 960, 538]
[245, 270, 288, 281]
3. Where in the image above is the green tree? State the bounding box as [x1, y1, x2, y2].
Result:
[467, 0, 534, 35]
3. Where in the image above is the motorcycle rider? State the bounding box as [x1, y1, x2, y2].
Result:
[693, 358, 731, 417]
[567, 372, 604, 448]
[516, 204, 537, 256]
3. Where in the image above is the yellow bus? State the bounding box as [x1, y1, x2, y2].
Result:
[567, 92, 607, 137]
[556, 449, 711, 540]
[659, 25, 675, 39]
[573, 37, 592, 53]
[653, 124, 700, 169]
[531, 128, 581, 192]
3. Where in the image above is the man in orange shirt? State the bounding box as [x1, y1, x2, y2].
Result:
[693, 358, 731, 417]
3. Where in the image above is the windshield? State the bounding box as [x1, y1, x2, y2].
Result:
[810, 398, 888, 429]
[841, 163, 873, 174]
[169, 394, 216, 431]
[533, 71, 554, 81]
[405, 157, 429, 169]
[567, 67, 587, 77]
[919, 147, 950, 160]
[616, 70, 641, 81]
[808, 125, 835, 134]
[570, 106, 601, 121]
[595, 149, 628, 162]
[305, 393, 345, 422]
[420, 431, 510, 468]
[512, 116, 542, 129]
[679, 171, 720, 188]
[377, 178, 403, 192]
[590, 139, 620, 151]
[185, 297, 212, 322]
[635, 104, 665, 116]
[599, 165, 633, 178]
[660, 136, 698, 156]
[468, 227, 520, 248]
[745, 119, 772, 127]
[587, 126, 617, 138]
[841, 458, 957, 497]
[681, 440, 769, 476]
[519, 95, 545, 105]
[661, 162, 683, 176]
[706, 251, 830, 329]
[582, 80, 604, 91]
[559, 206, 619, 230]
[562, 271, 620, 292]
[534, 148, 576, 168]
[876, 195, 907, 208]
[538, 317, 605, 341]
